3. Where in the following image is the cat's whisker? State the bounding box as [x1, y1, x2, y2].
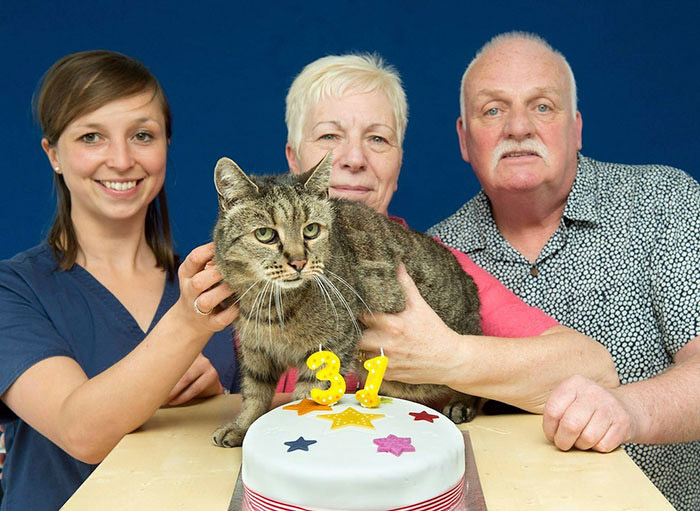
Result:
[251, 280, 271, 339]
[267, 281, 275, 343]
[232, 280, 264, 342]
[318, 274, 362, 337]
[325, 269, 375, 319]
[233, 280, 263, 305]
[275, 284, 285, 329]
[313, 275, 339, 325]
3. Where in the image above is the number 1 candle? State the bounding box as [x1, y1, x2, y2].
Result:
[306, 346, 346, 406]
[355, 348, 388, 408]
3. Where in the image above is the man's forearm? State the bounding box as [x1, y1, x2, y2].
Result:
[444, 325, 619, 413]
[616, 346, 700, 444]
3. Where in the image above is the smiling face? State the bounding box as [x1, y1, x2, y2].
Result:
[286, 89, 402, 216]
[42, 91, 168, 230]
[458, 38, 582, 199]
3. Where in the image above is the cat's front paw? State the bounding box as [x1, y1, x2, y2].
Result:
[212, 421, 246, 448]
[442, 397, 479, 424]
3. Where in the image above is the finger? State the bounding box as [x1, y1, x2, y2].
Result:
[573, 409, 612, 451]
[190, 281, 234, 316]
[214, 301, 240, 325]
[395, 263, 422, 306]
[167, 371, 196, 404]
[166, 354, 211, 404]
[552, 402, 596, 451]
[167, 377, 203, 406]
[179, 243, 215, 280]
[592, 421, 627, 453]
[359, 309, 390, 328]
[542, 385, 578, 442]
[169, 370, 221, 406]
[190, 266, 226, 295]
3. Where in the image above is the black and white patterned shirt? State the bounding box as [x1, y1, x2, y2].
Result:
[429, 154, 700, 511]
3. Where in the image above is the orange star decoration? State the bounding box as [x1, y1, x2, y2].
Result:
[317, 407, 385, 430]
[283, 398, 332, 416]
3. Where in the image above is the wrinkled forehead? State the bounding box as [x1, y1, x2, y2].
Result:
[306, 87, 397, 130]
[465, 39, 571, 101]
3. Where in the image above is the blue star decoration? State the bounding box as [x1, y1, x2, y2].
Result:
[284, 436, 318, 452]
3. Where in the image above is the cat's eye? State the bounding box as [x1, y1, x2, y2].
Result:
[254, 227, 278, 244]
[303, 223, 321, 240]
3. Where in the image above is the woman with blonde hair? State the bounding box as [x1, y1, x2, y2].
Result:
[278, 53, 617, 418]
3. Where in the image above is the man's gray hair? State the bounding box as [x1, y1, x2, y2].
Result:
[459, 31, 578, 122]
[285, 53, 408, 156]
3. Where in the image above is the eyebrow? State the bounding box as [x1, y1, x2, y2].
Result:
[311, 121, 396, 133]
[474, 86, 563, 100]
[71, 117, 160, 130]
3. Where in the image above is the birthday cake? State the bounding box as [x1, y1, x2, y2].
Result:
[241, 395, 466, 511]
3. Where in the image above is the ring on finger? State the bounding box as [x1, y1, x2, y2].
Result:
[193, 296, 212, 316]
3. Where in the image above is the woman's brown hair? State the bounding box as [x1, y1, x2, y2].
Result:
[35, 50, 176, 276]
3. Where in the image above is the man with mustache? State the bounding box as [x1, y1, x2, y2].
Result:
[426, 31, 699, 510]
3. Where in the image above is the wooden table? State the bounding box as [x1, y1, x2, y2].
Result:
[62, 394, 672, 510]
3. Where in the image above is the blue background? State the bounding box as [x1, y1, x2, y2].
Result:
[2, 1, 698, 260]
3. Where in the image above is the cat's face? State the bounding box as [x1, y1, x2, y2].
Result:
[213, 155, 334, 291]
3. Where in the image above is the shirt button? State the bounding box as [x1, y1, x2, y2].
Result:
[530, 266, 539, 277]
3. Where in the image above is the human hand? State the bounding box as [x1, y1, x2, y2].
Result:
[542, 375, 635, 453]
[176, 242, 239, 333]
[359, 264, 460, 385]
[165, 353, 223, 406]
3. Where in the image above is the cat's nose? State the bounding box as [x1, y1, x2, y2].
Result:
[288, 260, 307, 271]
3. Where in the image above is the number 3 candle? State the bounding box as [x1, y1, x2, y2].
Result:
[306, 347, 346, 406]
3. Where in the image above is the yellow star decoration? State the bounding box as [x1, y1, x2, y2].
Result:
[317, 407, 385, 430]
[282, 398, 332, 416]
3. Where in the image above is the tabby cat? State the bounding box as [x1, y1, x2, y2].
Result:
[211, 154, 482, 448]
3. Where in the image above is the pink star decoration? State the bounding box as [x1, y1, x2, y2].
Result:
[373, 434, 415, 457]
[409, 410, 439, 423]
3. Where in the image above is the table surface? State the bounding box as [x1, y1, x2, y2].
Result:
[62, 394, 673, 510]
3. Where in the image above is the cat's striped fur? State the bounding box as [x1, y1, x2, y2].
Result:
[211, 154, 481, 447]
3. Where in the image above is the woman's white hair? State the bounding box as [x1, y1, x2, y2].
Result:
[285, 53, 408, 156]
[459, 31, 578, 121]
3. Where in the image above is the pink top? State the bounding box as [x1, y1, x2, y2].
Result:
[271, 219, 558, 393]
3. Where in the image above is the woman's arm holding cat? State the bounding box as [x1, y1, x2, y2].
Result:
[359, 265, 618, 414]
[1, 244, 238, 464]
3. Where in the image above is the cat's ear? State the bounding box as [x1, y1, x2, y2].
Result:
[301, 152, 332, 198]
[214, 157, 259, 208]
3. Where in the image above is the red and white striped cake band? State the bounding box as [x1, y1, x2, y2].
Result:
[242, 474, 465, 511]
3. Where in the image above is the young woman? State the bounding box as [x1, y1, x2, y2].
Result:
[0, 50, 238, 510]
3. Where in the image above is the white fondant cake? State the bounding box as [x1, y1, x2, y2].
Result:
[241, 395, 466, 511]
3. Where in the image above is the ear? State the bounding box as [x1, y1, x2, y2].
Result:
[214, 157, 259, 208]
[456, 117, 470, 163]
[285, 142, 302, 175]
[575, 111, 583, 151]
[300, 152, 332, 198]
[42, 138, 61, 173]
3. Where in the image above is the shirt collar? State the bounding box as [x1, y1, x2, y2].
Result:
[457, 153, 599, 255]
[455, 191, 502, 254]
[562, 154, 600, 225]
